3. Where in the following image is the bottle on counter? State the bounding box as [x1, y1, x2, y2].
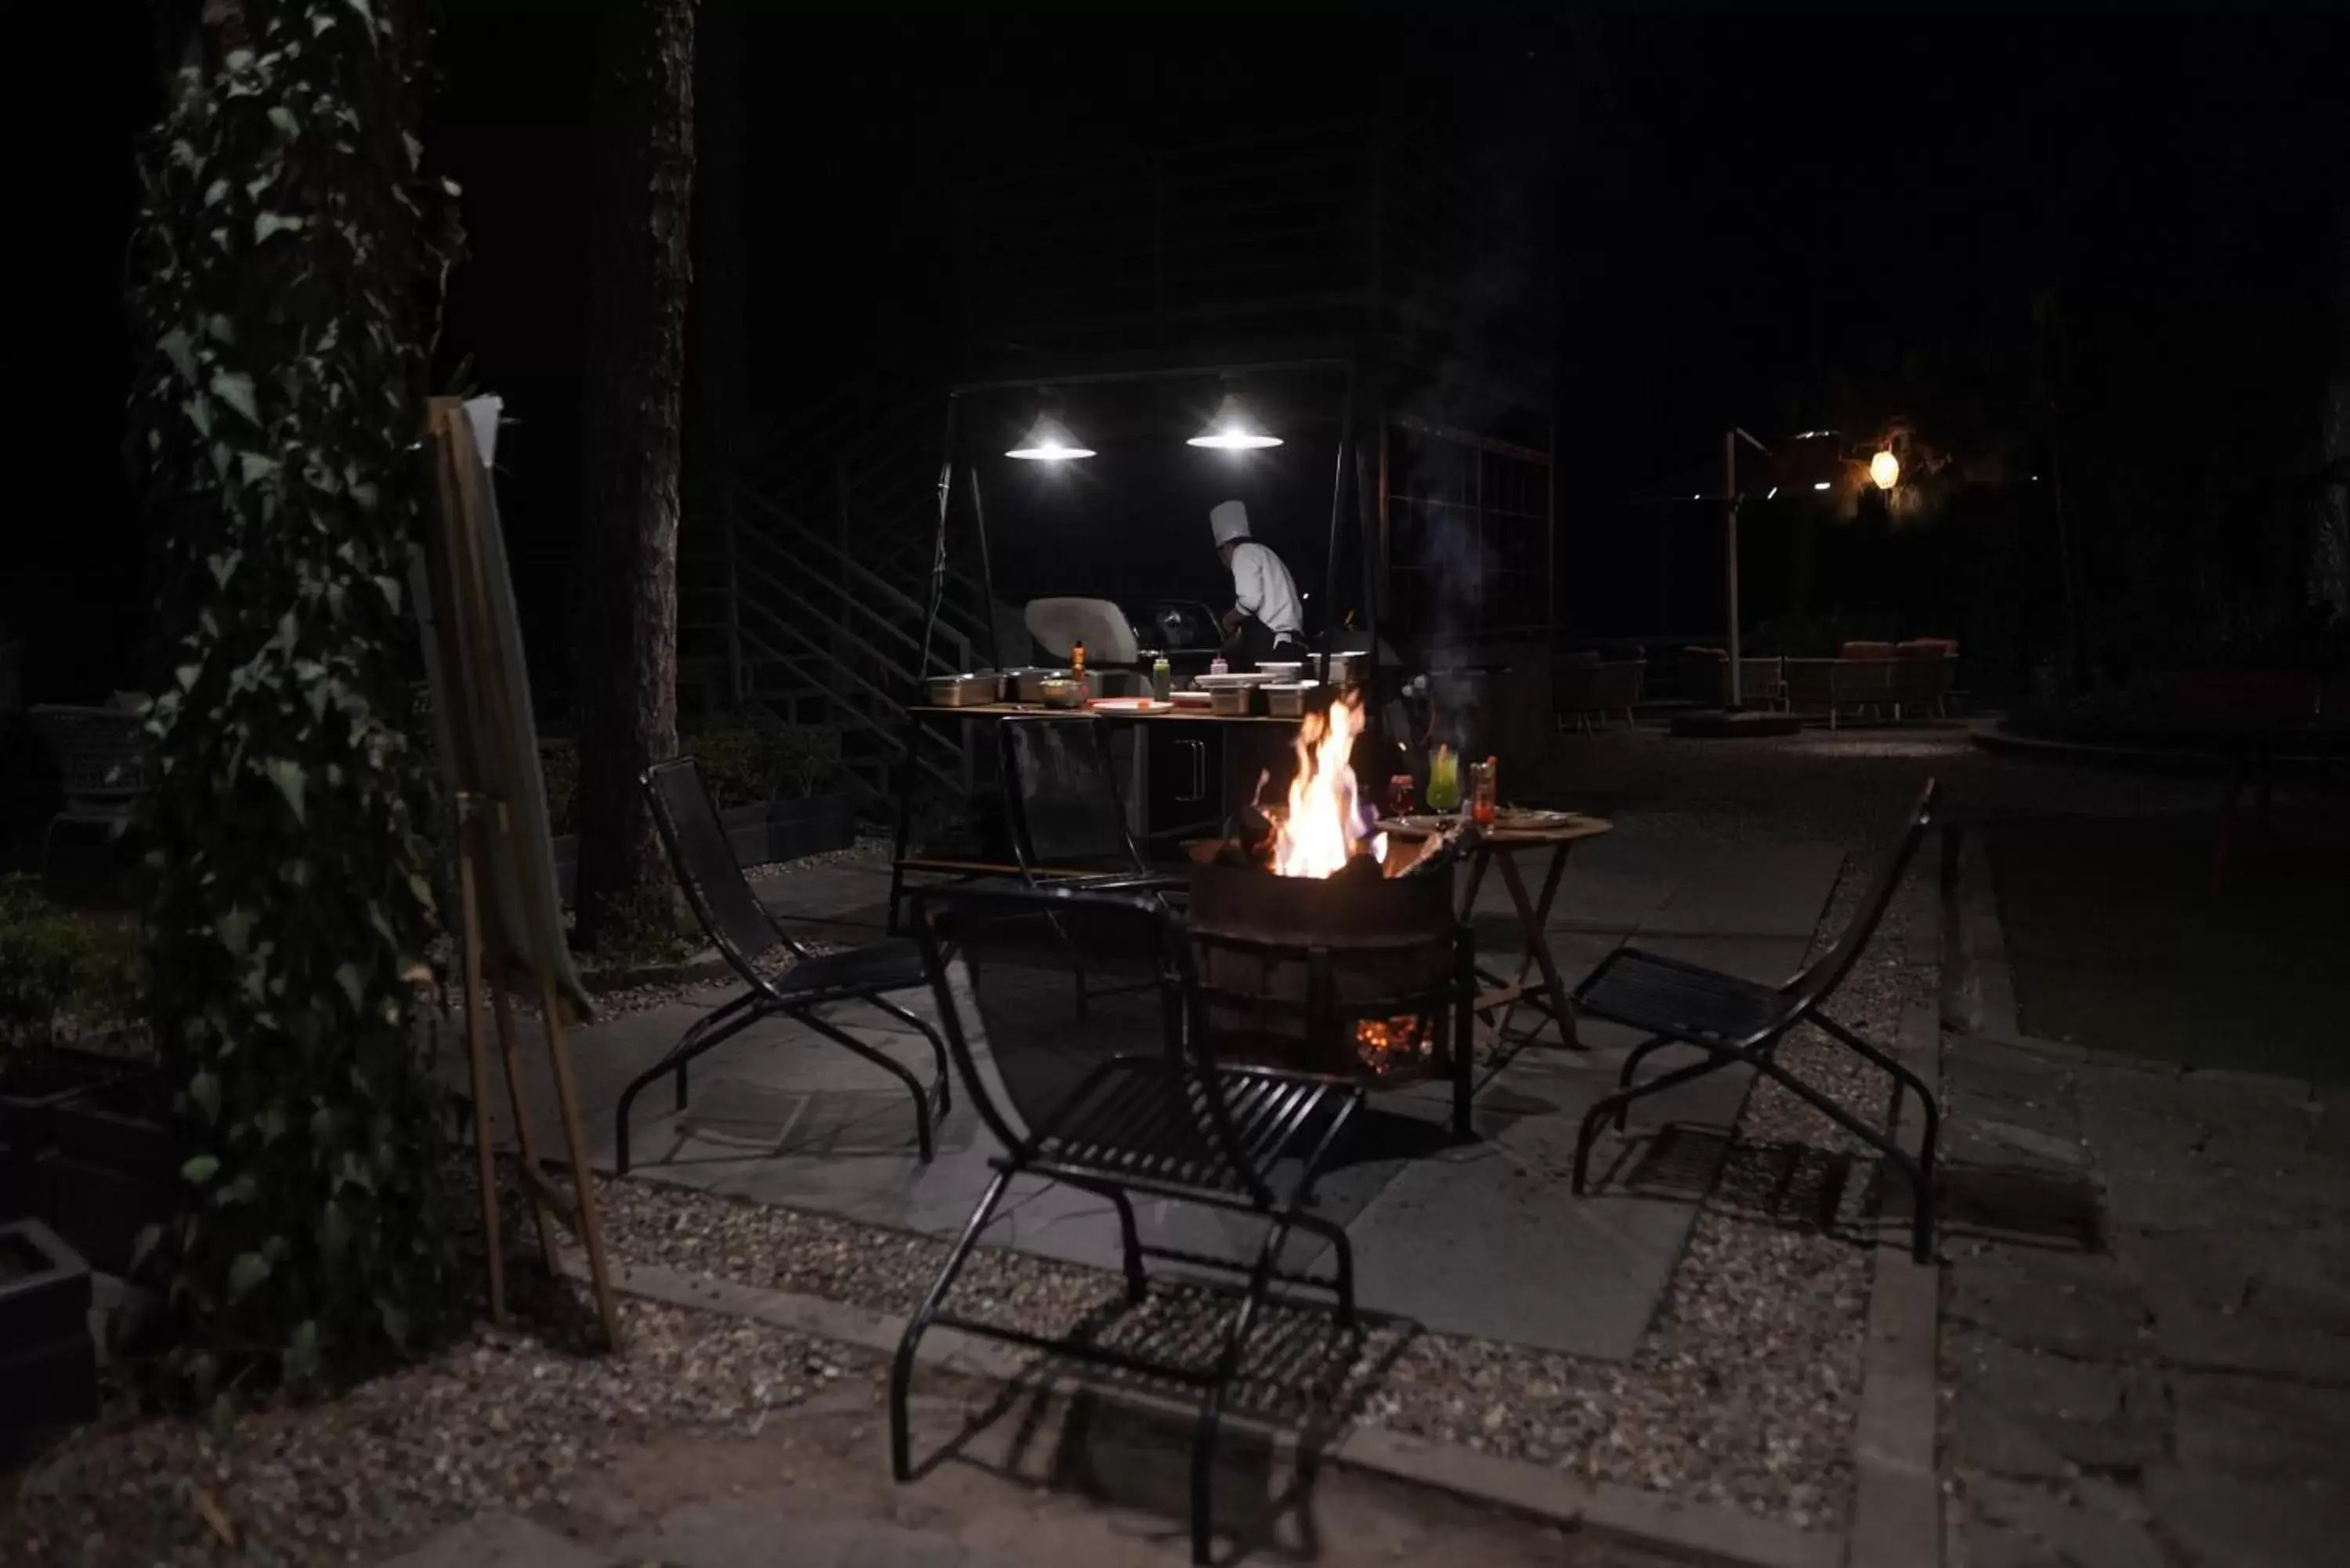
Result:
[1071, 640, 1086, 677]
[1151, 652, 1172, 702]
[1208, 652, 1229, 678]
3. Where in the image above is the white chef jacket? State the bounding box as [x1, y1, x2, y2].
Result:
[1228, 540, 1303, 638]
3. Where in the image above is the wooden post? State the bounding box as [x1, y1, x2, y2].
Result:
[453, 808, 504, 1326]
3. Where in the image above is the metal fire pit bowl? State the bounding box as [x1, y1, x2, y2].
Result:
[1185, 859, 1471, 1095]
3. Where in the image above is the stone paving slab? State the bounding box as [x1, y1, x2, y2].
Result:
[467, 836, 1836, 1363]
[1940, 1029, 2350, 1568]
[374, 1513, 614, 1568]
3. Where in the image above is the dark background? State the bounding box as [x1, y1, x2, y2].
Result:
[13, 1, 2345, 709]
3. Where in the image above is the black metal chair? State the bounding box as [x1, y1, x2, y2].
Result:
[613, 757, 951, 1174]
[998, 717, 1186, 898]
[892, 884, 1364, 1566]
[1570, 779, 1942, 1260]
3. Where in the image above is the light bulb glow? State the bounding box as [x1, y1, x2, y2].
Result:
[1007, 413, 1094, 461]
[1870, 450, 1900, 490]
[1188, 393, 1282, 450]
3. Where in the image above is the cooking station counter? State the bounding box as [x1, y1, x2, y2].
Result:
[891, 703, 1309, 927]
[905, 702, 1302, 724]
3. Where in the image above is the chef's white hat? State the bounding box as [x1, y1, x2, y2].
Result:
[1209, 500, 1252, 544]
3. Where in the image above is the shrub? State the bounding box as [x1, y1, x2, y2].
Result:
[0, 878, 143, 1053]
[682, 715, 840, 806]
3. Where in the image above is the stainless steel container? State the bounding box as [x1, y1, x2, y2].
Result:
[1264, 681, 1318, 719]
[1011, 667, 1065, 703]
[1312, 651, 1363, 688]
[1209, 684, 1254, 717]
[1017, 669, 1099, 703]
[924, 672, 1003, 707]
[1036, 677, 1086, 709]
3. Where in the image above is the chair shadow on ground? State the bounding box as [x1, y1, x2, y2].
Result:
[1586, 1120, 1879, 1246]
[906, 1274, 1421, 1566]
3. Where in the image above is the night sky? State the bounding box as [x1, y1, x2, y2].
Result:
[13, 2, 2342, 706]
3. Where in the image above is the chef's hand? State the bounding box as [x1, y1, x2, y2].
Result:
[1218, 606, 1244, 634]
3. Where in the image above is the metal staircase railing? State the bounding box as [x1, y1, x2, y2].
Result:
[680, 371, 996, 811]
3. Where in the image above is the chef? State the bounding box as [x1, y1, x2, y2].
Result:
[1209, 500, 1306, 670]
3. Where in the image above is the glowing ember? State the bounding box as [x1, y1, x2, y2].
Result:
[1269, 691, 1385, 878]
[1354, 1015, 1426, 1074]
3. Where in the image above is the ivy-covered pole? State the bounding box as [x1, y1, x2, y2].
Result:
[126, 0, 460, 1398]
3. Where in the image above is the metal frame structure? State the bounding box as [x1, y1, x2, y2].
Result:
[913, 356, 1372, 690]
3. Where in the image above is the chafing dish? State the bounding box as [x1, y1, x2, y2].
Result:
[1263, 680, 1319, 719]
[924, 672, 1004, 706]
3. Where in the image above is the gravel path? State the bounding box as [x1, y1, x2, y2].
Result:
[7, 1295, 875, 1567]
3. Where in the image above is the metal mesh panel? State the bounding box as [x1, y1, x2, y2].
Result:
[1000, 717, 1142, 876]
[643, 757, 779, 965]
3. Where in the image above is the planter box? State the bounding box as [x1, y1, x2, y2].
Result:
[0, 1046, 142, 1154]
[0, 1219, 96, 1465]
[720, 801, 769, 867]
[45, 1073, 175, 1278]
[768, 790, 855, 864]
[1, 1138, 49, 1221]
[549, 792, 848, 887]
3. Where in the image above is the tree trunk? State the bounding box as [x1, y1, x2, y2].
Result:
[575, 0, 696, 951]
[685, 0, 744, 713]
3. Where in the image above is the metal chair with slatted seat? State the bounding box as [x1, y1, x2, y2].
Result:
[613, 757, 951, 1174]
[891, 883, 1364, 1566]
[1570, 779, 1942, 1260]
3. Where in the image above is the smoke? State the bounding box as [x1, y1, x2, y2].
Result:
[1383, 122, 1551, 669]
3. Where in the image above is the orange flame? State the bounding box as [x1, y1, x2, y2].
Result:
[1271, 691, 1384, 878]
[1354, 1015, 1426, 1074]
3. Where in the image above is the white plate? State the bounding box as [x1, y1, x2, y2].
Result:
[1256, 661, 1303, 678]
[1195, 671, 1276, 688]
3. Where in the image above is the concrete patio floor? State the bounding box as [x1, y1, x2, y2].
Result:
[458, 830, 1844, 1363]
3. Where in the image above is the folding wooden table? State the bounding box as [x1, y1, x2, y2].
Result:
[1379, 811, 1613, 1051]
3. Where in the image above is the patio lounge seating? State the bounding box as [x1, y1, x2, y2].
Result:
[1679, 648, 1784, 709]
[1595, 656, 1646, 726]
[1000, 716, 1187, 898]
[1553, 650, 1603, 732]
[893, 884, 1365, 1565]
[1893, 639, 1959, 719]
[1784, 656, 1890, 727]
[27, 703, 151, 871]
[1555, 652, 1647, 732]
[613, 757, 951, 1174]
[1570, 779, 1942, 1260]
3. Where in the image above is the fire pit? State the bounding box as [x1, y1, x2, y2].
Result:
[1185, 692, 1477, 1133]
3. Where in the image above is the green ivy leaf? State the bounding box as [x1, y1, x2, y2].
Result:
[334, 963, 364, 1013]
[180, 1153, 221, 1186]
[227, 1252, 271, 1299]
[267, 105, 301, 139]
[318, 1200, 352, 1258]
[129, 1223, 164, 1277]
[378, 1299, 409, 1351]
[218, 906, 256, 955]
[160, 327, 198, 385]
[263, 757, 307, 824]
[189, 1069, 222, 1125]
[210, 370, 258, 426]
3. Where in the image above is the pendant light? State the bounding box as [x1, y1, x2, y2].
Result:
[1006, 412, 1094, 461]
[1187, 392, 1282, 450]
